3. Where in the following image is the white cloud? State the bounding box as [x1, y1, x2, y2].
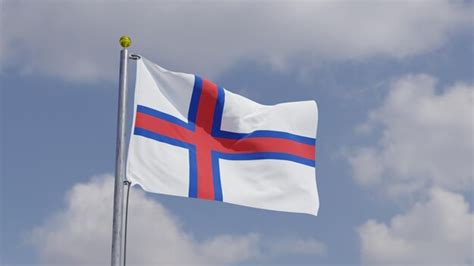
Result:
[348, 74, 474, 198]
[349, 75, 474, 264]
[29, 174, 325, 265]
[358, 188, 474, 265]
[1, 1, 472, 81]
[29, 174, 258, 265]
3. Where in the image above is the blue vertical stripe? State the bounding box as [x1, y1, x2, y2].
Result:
[211, 151, 223, 201]
[188, 76, 202, 126]
[211, 86, 225, 137]
[188, 148, 198, 198]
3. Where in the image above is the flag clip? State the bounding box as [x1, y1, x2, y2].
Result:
[129, 54, 141, 60]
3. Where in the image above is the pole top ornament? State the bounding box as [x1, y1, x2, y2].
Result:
[119, 36, 132, 48]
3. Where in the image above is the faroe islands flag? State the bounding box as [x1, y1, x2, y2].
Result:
[126, 57, 319, 215]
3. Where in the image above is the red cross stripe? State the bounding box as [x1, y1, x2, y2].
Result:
[133, 77, 316, 201]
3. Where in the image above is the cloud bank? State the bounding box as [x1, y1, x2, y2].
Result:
[29, 174, 325, 265]
[358, 188, 474, 265]
[348, 74, 473, 198]
[348, 74, 474, 265]
[2, 1, 472, 81]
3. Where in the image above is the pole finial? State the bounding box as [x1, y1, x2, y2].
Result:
[119, 36, 132, 48]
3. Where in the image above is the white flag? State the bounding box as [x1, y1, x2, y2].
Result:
[127, 57, 319, 215]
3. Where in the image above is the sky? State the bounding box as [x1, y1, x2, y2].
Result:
[1, 1, 473, 265]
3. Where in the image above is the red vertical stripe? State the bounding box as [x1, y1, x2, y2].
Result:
[194, 79, 219, 199]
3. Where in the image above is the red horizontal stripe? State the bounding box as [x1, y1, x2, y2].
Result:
[214, 137, 315, 161]
[135, 112, 315, 161]
[135, 112, 194, 142]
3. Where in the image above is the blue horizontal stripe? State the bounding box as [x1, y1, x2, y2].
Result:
[213, 151, 315, 167]
[137, 105, 193, 130]
[215, 130, 316, 145]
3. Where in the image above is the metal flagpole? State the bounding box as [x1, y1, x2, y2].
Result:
[111, 35, 131, 266]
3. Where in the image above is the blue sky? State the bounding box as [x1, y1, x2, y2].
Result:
[1, 1, 473, 265]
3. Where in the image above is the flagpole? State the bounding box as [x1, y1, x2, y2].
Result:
[111, 36, 131, 266]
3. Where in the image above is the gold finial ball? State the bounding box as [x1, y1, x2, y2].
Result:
[119, 35, 132, 48]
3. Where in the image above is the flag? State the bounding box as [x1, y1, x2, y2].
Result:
[126, 57, 319, 215]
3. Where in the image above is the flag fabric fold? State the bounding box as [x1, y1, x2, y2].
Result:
[126, 57, 319, 215]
